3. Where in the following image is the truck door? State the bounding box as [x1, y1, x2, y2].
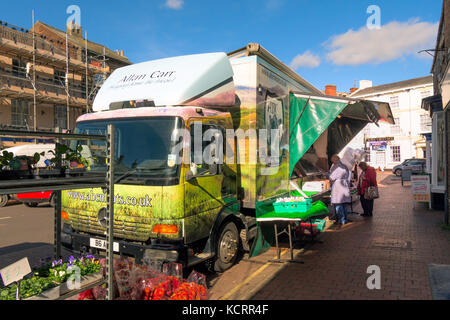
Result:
[184, 120, 228, 243]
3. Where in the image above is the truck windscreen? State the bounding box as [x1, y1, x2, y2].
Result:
[73, 116, 183, 183]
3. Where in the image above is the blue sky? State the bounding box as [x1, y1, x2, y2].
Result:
[0, 0, 442, 93]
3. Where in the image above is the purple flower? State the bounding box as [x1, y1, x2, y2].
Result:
[68, 256, 75, 263]
[51, 260, 57, 267]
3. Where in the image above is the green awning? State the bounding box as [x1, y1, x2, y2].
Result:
[289, 94, 348, 176]
[289, 93, 394, 177]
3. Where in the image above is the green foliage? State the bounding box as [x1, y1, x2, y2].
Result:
[48, 144, 89, 168]
[0, 150, 14, 168]
[0, 254, 102, 300]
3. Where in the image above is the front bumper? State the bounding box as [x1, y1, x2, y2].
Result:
[62, 224, 188, 265]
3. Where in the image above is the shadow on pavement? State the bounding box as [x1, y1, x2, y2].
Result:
[0, 242, 72, 271]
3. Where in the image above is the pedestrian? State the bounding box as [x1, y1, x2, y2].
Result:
[329, 154, 351, 226]
[357, 161, 377, 217]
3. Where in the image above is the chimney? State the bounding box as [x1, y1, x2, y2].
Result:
[66, 21, 82, 38]
[325, 85, 337, 96]
[359, 80, 373, 90]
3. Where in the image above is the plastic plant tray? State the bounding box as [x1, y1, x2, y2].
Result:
[273, 198, 312, 214]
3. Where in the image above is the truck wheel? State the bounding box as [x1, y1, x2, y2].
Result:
[0, 195, 8, 207]
[24, 202, 38, 208]
[214, 221, 239, 272]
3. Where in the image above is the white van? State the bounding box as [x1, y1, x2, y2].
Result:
[1, 144, 55, 168]
[0, 144, 55, 207]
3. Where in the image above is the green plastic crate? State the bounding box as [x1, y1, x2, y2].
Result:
[311, 218, 326, 232]
[273, 198, 313, 213]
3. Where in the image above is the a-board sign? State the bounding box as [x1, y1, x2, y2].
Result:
[0, 257, 31, 286]
[411, 175, 431, 202]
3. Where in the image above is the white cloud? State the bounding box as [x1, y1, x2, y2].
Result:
[165, 0, 184, 10]
[289, 51, 321, 69]
[326, 19, 438, 66]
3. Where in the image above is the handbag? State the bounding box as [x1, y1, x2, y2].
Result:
[364, 186, 379, 200]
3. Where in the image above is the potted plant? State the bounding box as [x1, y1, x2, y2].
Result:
[34, 145, 68, 178]
[65, 145, 88, 176]
[0, 151, 34, 180]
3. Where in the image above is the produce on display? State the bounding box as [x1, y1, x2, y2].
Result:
[78, 257, 208, 300]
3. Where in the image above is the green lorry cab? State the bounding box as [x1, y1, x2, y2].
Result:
[60, 43, 394, 271]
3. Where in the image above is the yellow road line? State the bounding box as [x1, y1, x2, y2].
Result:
[219, 248, 289, 300]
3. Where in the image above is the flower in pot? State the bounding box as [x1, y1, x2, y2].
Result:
[66, 145, 89, 169]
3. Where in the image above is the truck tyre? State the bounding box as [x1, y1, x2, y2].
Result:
[214, 221, 239, 272]
[0, 195, 8, 207]
[24, 202, 38, 208]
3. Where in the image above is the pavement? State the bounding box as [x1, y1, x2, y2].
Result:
[1, 171, 449, 300]
[251, 172, 450, 300]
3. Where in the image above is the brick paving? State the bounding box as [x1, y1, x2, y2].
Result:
[252, 172, 450, 300]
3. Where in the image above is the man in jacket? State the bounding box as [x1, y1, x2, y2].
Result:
[357, 162, 377, 217]
[329, 155, 352, 225]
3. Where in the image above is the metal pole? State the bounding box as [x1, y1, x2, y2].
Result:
[274, 224, 279, 260]
[65, 33, 70, 130]
[54, 127, 62, 259]
[85, 31, 89, 114]
[106, 124, 115, 300]
[32, 10, 36, 134]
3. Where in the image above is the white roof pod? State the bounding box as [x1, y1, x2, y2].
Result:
[92, 52, 235, 112]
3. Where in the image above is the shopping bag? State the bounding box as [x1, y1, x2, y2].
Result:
[364, 186, 379, 200]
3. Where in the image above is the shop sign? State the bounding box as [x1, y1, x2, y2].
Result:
[411, 175, 430, 202]
[369, 141, 387, 151]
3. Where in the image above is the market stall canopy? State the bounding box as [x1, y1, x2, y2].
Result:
[92, 52, 235, 111]
[289, 93, 395, 176]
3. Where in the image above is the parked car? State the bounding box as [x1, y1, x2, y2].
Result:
[16, 191, 55, 207]
[0, 144, 55, 207]
[393, 158, 426, 176]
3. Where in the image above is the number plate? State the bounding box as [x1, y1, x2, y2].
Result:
[89, 238, 119, 252]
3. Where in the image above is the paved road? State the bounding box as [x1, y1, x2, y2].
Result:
[0, 198, 321, 300]
[0, 201, 58, 270]
[253, 172, 450, 300]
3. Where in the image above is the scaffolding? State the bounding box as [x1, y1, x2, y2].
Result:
[0, 18, 108, 131]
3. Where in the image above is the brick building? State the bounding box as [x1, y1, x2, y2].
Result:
[0, 20, 131, 148]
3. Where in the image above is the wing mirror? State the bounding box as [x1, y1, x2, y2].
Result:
[185, 169, 194, 182]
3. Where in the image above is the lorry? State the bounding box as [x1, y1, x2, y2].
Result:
[60, 43, 394, 271]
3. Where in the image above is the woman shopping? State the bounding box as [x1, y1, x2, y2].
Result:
[357, 162, 378, 217]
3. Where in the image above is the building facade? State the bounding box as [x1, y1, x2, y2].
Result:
[0, 20, 131, 148]
[426, 0, 450, 218]
[344, 77, 433, 170]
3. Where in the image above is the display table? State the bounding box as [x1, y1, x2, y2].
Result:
[257, 200, 329, 264]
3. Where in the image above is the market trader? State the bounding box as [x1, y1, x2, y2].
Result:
[329, 155, 351, 226]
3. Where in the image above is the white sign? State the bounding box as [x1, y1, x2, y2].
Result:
[90, 238, 119, 252]
[0, 257, 31, 286]
[92, 52, 235, 111]
[411, 175, 430, 203]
